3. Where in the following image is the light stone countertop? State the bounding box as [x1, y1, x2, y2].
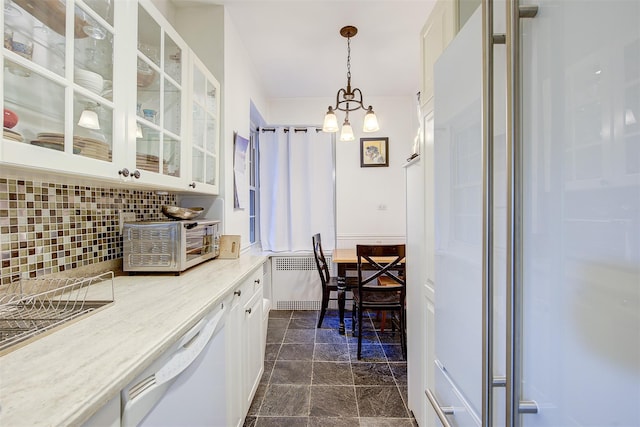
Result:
[0, 254, 267, 427]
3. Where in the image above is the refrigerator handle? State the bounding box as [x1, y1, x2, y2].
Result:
[505, 1, 539, 426]
[482, 0, 506, 424]
[425, 388, 454, 427]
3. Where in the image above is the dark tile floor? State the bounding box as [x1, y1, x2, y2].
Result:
[244, 309, 417, 427]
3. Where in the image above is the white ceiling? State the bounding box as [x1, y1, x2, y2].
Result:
[172, 0, 436, 100]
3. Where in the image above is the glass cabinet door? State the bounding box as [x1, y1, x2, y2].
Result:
[73, 0, 114, 163]
[2, 0, 217, 193]
[2, 0, 115, 169]
[135, 2, 183, 180]
[190, 55, 220, 193]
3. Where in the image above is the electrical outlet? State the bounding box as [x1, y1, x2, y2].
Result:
[119, 212, 136, 233]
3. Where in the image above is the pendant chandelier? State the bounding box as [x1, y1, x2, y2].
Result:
[322, 25, 379, 141]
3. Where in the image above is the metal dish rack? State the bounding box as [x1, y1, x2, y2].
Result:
[0, 271, 114, 355]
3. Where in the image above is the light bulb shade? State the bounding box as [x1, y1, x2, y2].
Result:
[322, 108, 339, 132]
[78, 109, 100, 130]
[339, 122, 355, 141]
[363, 107, 379, 132]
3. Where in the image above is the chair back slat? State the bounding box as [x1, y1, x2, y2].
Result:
[312, 233, 330, 286]
[356, 244, 406, 289]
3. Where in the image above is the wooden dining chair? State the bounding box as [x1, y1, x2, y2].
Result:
[352, 244, 406, 360]
[312, 233, 356, 328]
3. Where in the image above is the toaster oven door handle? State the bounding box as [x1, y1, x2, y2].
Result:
[184, 222, 198, 230]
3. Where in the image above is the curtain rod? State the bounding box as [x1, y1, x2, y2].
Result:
[258, 127, 323, 133]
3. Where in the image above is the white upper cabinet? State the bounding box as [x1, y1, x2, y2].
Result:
[128, 0, 188, 189]
[1, 0, 221, 195]
[188, 54, 220, 194]
[420, 0, 458, 106]
[1, 0, 121, 178]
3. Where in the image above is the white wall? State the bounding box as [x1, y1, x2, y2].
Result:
[174, 6, 224, 84]
[334, 96, 411, 247]
[219, 9, 270, 246]
[170, 4, 413, 250]
[150, 0, 176, 23]
[268, 97, 330, 126]
[173, 5, 269, 249]
[269, 95, 413, 247]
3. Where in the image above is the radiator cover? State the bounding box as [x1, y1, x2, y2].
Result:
[271, 255, 331, 310]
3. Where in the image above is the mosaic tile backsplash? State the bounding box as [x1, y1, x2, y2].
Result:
[0, 177, 177, 285]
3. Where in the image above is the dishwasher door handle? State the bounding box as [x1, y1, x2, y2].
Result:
[154, 306, 226, 385]
[121, 304, 228, 427]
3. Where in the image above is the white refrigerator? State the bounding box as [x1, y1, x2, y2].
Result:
[431, 1, 639, 426]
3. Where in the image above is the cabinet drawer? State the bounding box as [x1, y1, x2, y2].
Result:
[229, 268, 263, 307]
[229, 281, 248, 308]
[248, 269, 263, 295]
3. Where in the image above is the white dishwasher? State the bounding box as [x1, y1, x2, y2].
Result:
[121, 302, 229, 427]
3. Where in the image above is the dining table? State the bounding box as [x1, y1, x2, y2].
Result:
[331, 248, 405, 335]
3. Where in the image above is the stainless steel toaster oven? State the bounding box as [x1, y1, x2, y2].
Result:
[122, 220, 221, 273]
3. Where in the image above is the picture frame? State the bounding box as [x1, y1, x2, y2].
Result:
[360, 137, 389, 167]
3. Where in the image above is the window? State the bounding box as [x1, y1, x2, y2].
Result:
[249, 126, 260, 245]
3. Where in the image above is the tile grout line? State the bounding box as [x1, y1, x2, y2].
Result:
[257, 310, 411, 426]
[308, 313, 316, 422]
[257, 310, 294, 425]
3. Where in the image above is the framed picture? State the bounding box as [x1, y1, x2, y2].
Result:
[360, 137, 389, 167]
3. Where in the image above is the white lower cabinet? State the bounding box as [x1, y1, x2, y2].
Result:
[243, 288, 263, 411]
[117, 266, 265, 427]
[227, 266, 265, 427]
[91, 263, 264, 427]
[82, 395, 120, 427]
[227, 289, 244, 427]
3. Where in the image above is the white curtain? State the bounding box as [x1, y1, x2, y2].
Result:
[259, 127, 335, 252]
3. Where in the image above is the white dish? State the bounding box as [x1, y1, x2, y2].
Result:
[74, 68, 104, 94]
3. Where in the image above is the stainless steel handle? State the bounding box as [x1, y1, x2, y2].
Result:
[519, 5, 538, 18]
[254, 279, 261, 284]
[234, 290, 241, 296]
[189, 182, 196, 188]
[519, 401, 539, 414]
[481, 1, 498, 425]
[118, 168, 130, 177]
[506, 1, 538, 425]
[425, 389, 454, 427]
[245, 308, 252, 314]
[132, 169, 141, 179]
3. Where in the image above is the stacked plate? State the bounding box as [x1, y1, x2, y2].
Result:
[3, 127, 24, 142]
[74, 136, 111, 161]
[136, 154, 173, 175]
[136, 153, 160, 172]
[74, 68, 104, 95]
[31, 132, 67, 152]
[30, 133, 110, 159]
[32, 132, 65, 150]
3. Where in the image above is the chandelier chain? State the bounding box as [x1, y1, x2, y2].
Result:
[346, 36, 351, 82]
